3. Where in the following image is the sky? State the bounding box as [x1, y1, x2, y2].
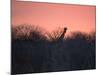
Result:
[12, 0, 96, 34]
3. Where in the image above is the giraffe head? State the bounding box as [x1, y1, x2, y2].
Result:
[64, 27, 67, 32]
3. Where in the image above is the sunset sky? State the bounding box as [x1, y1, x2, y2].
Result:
[12, 0, 96, 34]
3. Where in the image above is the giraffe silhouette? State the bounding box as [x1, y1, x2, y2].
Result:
[58, 27, 67, 41]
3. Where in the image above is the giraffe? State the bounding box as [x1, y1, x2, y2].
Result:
[50, 27, 67, 67]
[58, 27, 67, 41]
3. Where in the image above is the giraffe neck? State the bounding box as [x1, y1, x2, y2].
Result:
[58, 30, 66, 41]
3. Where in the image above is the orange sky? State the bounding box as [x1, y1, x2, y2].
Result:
[12, 0, 96, 34]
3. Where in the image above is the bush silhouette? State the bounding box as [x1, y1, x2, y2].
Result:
[12, 24, 46, 40]
[46, 27, 67, 42]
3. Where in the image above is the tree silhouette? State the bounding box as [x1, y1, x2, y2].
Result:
[46, 27, 67, 42]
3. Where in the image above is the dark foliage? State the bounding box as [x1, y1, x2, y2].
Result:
[11, 25, 96, 74]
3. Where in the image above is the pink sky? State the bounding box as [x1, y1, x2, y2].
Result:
[12, 0, 96, 34]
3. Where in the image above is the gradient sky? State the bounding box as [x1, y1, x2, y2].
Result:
[12, 0, 96, 34]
